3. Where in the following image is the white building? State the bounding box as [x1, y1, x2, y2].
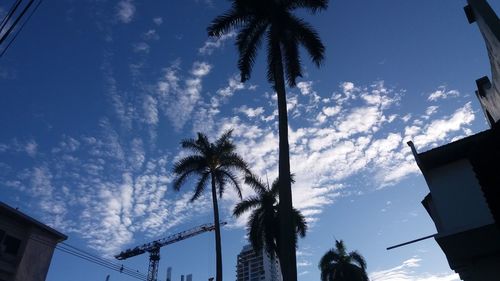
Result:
[409, 1, 500, 280]
[236, 245, 282, 281]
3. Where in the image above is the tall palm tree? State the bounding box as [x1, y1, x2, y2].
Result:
[233, 174, 307, 260]
[319, 240, 369, 281]
[208, 2, 328, 280]
[172, 130, 249, 281]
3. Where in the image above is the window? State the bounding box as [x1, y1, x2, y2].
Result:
[3, 235, 21, 256]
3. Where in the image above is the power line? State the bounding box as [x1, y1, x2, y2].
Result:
[59, 242, 147, 279]
[0, 0, 43, 58]
[0, 0, 22, 34]
[27, 235, 147, 281]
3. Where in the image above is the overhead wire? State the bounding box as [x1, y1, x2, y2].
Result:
[27, 235, 147, 281]
[0, 0, 22, 36]
[0, 0, 43, 58]
[0, 0, 36, 47]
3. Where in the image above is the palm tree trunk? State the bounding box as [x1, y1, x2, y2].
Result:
[211, 173, 223, 281]
[273, 44, 298, 281]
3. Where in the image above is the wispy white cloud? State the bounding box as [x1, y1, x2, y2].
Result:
[411, 102, 474, 149]
[204, 81, 476, 224]
[116, 0, 136, 23]
[199, 31, 236, 55]
[153, 17, 163, 26]
[370, 257, 459, 281]
[143, 29, 160, 41]
[156, 61, 212, 130]
[133, 42, 150, 53]
[25, 140, 38, 157]
[101, 56, 135, 129]
[427, 86, 460, 102]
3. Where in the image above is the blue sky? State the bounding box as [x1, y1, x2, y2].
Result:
[1, 0, 499, 280]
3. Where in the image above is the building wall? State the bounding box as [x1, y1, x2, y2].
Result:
[14, 228, 58, 281]
[0, 212, 59, 281]
[426, 159, 494, 234]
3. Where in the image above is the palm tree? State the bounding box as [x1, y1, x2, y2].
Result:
[319, 240, 369, 281]
[208, 2, 328, 280]
[172, 130, 249, 281]
[233, 174, 307, 261]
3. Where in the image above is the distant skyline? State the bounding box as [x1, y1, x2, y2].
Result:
[1, 1, 499, 281]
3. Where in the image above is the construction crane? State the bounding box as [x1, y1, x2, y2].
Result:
[115, 222, 227, 281]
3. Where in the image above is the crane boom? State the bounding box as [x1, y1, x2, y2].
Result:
[114, 222, 227, 281]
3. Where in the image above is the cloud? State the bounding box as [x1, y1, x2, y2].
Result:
[2, 75, 478, 258]
[411, 102, 475, 149]
[370, 257, 460, 281]
[427, 86, 460, 101]
[2, 126, 212, 256]
[116, 0, 136, 23]
[133, 42, 150, 53]
[153, 17, 163, 26]
[101, 55, 135, 129]
[25, 141, 38, 157]
[156, 61, 212, 130]
[143, 29, 160, 41]
[199, 31, 236, 55]
[204, 81, 476, 224]
[237, 106, 265, 118]
[143, 95, 159, 125]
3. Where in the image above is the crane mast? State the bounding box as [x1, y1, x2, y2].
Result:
[115, 222, 227, 281]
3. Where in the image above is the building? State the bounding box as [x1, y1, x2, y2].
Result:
[0, 202, 67, 281]
[236, 245, 282, 281]
[409, 1, 500, 280]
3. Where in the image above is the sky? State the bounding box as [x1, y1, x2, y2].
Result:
[1, 0, 499, 281]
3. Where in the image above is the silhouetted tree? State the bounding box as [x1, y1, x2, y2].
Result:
[233, 174, 307, 260]
[208, 1, 327, 280]
[172, 130, 249, 281]
[319, 240, 369, 281]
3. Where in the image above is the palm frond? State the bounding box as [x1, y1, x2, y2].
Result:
[172, 155, 206, 175]
[173, 169, 196, 191]
[244, 173, 268, 194]
[266, 27, 281, 84]
[219, 169, 243, 199]
[233, 196, 261, 217]
[237, 19, 268, 82]
[180, 138, 203, 154]
[287, 0, 328, 13]
[292, 207, 307, 238]
[219, 153, 249, 173]
[335, 240, 347, 257]
[214, 171, 227, 198]
[349, 250, 367, 270]
[343, 263, 369, 281]
[195, 132, 211, 153]
[289, 16, 325, 66]
[319, 250, 337, 271]
[282, 29, 302, 87]
[248, 210, 264, 252]
[207, 9, 249, 37]
[190, 171, 210, 202]
[215, 129, 235, 154]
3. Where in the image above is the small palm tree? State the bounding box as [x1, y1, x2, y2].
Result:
[208, 2, 328, 280]
[319, 240, 369, 281]
[172, 130, 249, 281]
[233, 174, 307, 261]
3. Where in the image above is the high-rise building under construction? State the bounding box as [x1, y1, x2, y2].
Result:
[236, 245, 282, 281]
